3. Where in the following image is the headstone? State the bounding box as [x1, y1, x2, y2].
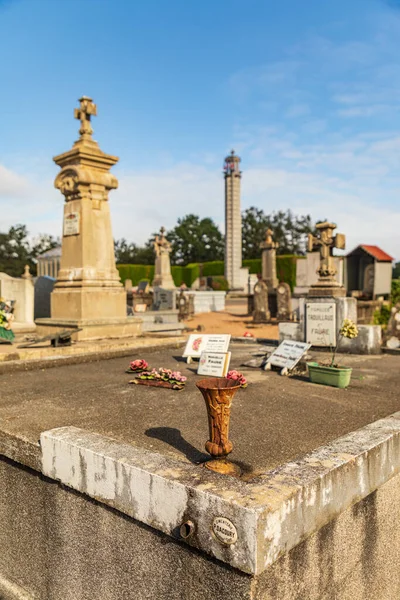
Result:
[197, 351, 231, 377]
[152, 227, 175, 289]
[153, 288, 175, 311]
[124, 279, 133, 291]
[34, 276, 56, 320]
[306, 302, 336, 346]
[137, 280, 150, 294]
[276, 282, 292, 321]
[253, 278, 270, 323]
[0, 269, 36, 332]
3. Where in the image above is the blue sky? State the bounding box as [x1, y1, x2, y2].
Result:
[1, 0, 400, 259]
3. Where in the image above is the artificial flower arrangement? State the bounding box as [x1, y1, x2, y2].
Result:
[0, 298, 15, 343]
[126, 359, 149, 373]
[227, 370, 248, 388]
[128, 361, 187, 390]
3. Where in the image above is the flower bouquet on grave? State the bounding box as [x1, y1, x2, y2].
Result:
[307, 319, 359, 389]
[0, 298, 15, 344]
[125, 359, 150, 374]
[129, 367, 187, 391]
[227, 370, 248, 389]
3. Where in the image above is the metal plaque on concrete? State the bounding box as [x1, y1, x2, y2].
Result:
[63, 212, 80, 236]
[183, 334, 231, 359]
[212, 517, 238, 545]
[197, 351, 231, 377]
[266, 340, 311, 370]
[306, 302, 336, 346]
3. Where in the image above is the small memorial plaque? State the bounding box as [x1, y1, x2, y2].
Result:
[212, 517, 238, 545]
[63, 212, 80, 236]
[266, 340, 311, 370]
[154, 288, 175, 311]
[134, 303, 147, 313]
[197, 351, 231, 377]
[183, 334, 231, 359]
[306, 302, 336, 346]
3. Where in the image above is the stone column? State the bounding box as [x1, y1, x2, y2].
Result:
[224, 150, 243, 290]
[260, 229, 278, 289]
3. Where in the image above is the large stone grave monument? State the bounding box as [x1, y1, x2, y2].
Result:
[279, 221, 381, 353]
[36, 97, 141, 340]
[152, 227, 176, 289]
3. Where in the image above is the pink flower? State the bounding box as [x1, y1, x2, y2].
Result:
[227, 370, 248, 388]
[129, 359, 149, 371]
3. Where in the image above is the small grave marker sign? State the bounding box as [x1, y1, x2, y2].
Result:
[197, 351, 231, 377]
[183, 334, 231, 363]
[266, 340, 311, 373]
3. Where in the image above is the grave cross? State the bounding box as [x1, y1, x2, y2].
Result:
[307, 221, 345, 279]
[74, 96, 97, 139]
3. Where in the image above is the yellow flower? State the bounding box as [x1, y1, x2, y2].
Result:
[339, 319, 358, 339]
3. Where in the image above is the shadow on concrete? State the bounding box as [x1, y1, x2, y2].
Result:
[145, 426, 209, 464]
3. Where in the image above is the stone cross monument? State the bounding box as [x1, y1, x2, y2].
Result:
[224, 150, 244, 290]
[260, 228, 279, 289]
[308, 221, 346, 297]
[152, 227, 176, 289]
[35, 96, 142, 340]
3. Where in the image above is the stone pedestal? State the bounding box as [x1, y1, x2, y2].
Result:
[36, 96, 141, 341]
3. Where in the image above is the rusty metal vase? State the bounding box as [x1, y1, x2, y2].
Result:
[196, 378, 241, 459]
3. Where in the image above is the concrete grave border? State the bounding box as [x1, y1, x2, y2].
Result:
[40, 413, 400, 575]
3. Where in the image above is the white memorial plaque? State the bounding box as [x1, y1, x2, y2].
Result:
[134, 304, 147, 313]
[197, 352, 231, 377]
[306, 302, 336, 346]
[63, 212, 80, 236]
[183, 334, 231, 360]
[266, 340, 311, 370]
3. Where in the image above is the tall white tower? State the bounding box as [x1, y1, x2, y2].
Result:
[224, 150, 243, 289]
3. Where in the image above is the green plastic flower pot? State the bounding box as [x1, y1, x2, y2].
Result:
[0, 327, 14, 343]
[307, 362, 352, 389]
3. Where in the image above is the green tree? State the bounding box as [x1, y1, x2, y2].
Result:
[114, 238, 154, 264]
[0, 225, 59, 277]
[241, 207, 317, 258]
[167, 214, 224, 265]
[393, 262, 400, 279]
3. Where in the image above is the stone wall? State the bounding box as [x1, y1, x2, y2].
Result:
[2, 452, 400, 599]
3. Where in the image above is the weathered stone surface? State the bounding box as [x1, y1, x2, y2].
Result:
[39, 413, 400, 575]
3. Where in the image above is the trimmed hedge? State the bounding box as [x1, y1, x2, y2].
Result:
[243, 259, 261, 274]
[276, 255, 299, 292]
[117, 263, 200, 288]
[202, 261, 224, 277]
[117, 255, 301, 290]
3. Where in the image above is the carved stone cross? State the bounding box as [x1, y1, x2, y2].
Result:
[307, 221, 346, 297]
[74, 96, 97, 139]
[307, 221, 345, 279]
